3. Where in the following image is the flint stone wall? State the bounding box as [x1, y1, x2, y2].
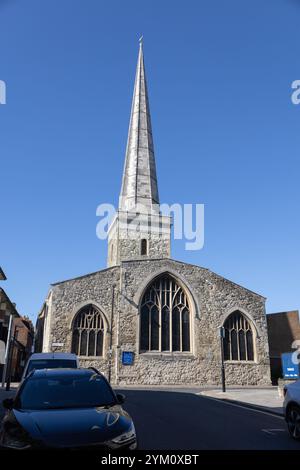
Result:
[44, 258, 270, 386]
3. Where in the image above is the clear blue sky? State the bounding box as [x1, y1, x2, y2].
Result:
[0, 0, 299, 322]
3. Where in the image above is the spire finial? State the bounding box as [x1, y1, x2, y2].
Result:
[139, 35, 143, 47]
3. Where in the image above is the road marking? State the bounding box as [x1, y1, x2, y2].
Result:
[196, 394, 284, 419]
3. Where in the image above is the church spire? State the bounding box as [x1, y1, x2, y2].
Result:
[119, 39, 159, 213]
[107, 40, 171, 267]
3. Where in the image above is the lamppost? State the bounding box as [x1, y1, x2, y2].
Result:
[108, 284, 116, 383]
[219, 326, 226, 393]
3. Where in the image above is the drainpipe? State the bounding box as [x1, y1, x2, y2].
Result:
[219, 326, 226, 393]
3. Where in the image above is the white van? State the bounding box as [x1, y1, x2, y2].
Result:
[22, 352, 79, 380]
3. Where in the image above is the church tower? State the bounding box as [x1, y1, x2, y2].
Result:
[107, 40, 172, 266]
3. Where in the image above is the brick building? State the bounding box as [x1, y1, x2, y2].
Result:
[0, 268, 34, 382]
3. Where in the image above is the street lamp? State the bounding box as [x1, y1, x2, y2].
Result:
[219, 326, 226, 393]
[108, 284, 116, 384]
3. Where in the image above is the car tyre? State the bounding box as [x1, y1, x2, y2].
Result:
[286, 404, 300, 441]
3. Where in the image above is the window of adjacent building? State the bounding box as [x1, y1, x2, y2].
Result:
[140, 275, 191, 353]
[141, 239, 148, 256]
[223, 311, 254, 361]
[71, 305, 105, 357]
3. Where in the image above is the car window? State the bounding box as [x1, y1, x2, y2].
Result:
[26, 359, 77, 375]
[18, 373, 116, 410]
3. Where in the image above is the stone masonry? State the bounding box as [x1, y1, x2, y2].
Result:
[41, 258, 270, 386]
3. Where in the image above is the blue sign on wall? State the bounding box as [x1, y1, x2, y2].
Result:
[281, 352, 300, 379]
[122, 351, 134, 366]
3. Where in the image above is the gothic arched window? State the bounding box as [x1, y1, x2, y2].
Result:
[71, 305, 105, 357]
[140, 275, 191, 353]
[223, 311, 254, 361]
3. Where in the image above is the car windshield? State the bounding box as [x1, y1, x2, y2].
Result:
[18, 373, 116, 410]
[26, 359, 77, 375]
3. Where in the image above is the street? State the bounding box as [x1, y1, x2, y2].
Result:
[119, 389, 300, 450]
[0, 388, 299, 450]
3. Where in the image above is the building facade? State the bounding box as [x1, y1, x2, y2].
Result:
[10, 316, 34, 382]
[36, 42, 270, 386]
[267, 310, 300, 384]
[0, 268, 34, 382]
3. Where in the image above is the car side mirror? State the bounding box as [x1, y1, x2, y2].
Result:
[2, 398, 14, 410]
[116, 393, 126, 404]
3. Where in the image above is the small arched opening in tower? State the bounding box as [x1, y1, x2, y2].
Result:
[141, 239, 148, 256]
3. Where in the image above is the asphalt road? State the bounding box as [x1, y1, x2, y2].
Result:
[0, 388, 300, 450]
[119, 389, 300, 450]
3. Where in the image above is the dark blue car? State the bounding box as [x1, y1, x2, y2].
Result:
[0, 368, 137, 450]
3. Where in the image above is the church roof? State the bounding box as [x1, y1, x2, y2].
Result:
[119, 39, 159, 213]
[51, 265, 118, 286]
[50, 258, 265, 299]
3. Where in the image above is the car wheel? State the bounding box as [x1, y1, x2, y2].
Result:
[286, 404, 300, 440]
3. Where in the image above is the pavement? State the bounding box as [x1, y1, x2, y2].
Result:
[0, 385, 18, 398]
[197, 387, 284, 416]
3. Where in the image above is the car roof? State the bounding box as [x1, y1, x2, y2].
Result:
[29, 353, 77, 360]
[30, 368, 96, 379]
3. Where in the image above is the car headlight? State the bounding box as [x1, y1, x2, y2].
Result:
[2, 421, 32, 450]
[111, 422, 136, 444]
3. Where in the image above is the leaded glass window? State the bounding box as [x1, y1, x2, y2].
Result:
[140, 275, 191, 352]
[71, 305, 105, 357]
[223, 311, 254, 361]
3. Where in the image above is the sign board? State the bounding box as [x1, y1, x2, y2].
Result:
[52, 343, 64, 347]
[122, 351, 134, 366]
[281, 352, 300, 379]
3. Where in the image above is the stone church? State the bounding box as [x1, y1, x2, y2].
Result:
[36, 42, 270, 385]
